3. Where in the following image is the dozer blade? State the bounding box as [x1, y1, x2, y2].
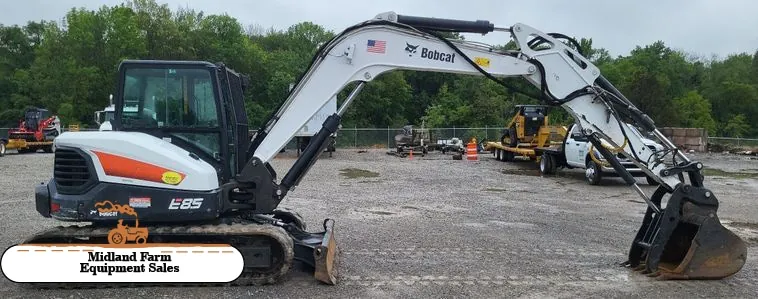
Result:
[626, 185, 747, 279]
[314, 219, 339, 284]
[290, 218, 340, 285]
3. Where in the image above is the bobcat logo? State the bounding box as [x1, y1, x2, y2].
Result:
[405, 42, 419, 56]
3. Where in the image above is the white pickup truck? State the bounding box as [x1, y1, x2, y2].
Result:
[535, 123, 664, 185]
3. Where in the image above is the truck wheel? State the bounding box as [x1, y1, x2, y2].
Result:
[502, 150, 514, 162]
[539, 155, 555, 175]
[495, 149, 501, 161]
[585, 159, 602, 185]
[0, 142, 5, 157]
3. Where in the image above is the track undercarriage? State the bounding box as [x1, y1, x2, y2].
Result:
[19, 209, 338, 289]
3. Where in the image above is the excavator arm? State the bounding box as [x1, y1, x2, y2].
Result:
[237, 12, 746, 280]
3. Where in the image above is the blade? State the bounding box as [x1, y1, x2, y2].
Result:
[313, 219, 339, 284]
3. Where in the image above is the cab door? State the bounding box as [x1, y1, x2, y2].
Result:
[564, 125, 588, 167]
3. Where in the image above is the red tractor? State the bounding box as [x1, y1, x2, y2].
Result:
[6, 107, 61, 154]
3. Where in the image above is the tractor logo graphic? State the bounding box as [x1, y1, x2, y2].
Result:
[95, 200, 149, 245]
[405, 42, 419, 56]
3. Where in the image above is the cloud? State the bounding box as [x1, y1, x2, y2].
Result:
[1, 0, 756, 58]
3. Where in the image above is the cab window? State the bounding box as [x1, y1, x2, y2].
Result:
[119, 67, 221, 157]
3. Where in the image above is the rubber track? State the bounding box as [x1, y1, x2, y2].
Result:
[17, 220, 295, 290]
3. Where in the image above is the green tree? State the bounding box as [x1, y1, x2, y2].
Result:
[343, 71, 412, 127]
[673, 91, 716, 134]
[722, 114, 750, 137]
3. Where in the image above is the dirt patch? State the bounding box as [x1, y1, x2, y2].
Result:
[340, 168, 380, 179]
[345, 206, 420, 219]
[702, 168, 758, 179]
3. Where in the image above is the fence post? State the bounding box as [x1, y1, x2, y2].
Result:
[453, 126, 456, 138]
[485, 125, 488, 141]
[387, 126, 390, 149]
[354, 126, 357, 148]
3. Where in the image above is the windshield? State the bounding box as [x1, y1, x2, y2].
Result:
[119, 67, 221, 157]
[121, 67, 218, 128]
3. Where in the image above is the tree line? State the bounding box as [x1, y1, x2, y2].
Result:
[1, 0, 757, 137]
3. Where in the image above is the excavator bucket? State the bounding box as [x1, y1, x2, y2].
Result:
[626, 185, 747, 279]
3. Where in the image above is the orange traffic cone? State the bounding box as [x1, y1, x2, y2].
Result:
[466, 138, 478, 161]
[409, 148, 413, 160]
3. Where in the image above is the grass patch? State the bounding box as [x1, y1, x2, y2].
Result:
[702, 168, 758, 179]
[339, 168, 379, 179]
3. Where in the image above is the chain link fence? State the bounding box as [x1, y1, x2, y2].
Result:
[333, 127, 505, 149]
[4, 126, 758, 151]
[707, 137, 758, 149]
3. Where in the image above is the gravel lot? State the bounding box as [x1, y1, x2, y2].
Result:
[1, 148, 757, 298]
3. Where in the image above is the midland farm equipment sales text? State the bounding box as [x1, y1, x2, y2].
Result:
[79, 251, 179, 275]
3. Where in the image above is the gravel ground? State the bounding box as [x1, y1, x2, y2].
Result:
[1, 148, 757, 298]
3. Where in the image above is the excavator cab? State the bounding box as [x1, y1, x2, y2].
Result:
[107, 60, 339, 284]
[112, 60, 250, 184]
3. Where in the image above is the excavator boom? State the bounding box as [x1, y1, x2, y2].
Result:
[244, 11, 746, 280]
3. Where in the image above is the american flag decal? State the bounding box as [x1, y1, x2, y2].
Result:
[366, 39, 386, 54]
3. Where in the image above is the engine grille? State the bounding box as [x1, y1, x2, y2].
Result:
[54, 148, 96, 194]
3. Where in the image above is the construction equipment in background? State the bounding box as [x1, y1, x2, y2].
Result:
[5, 107, 61, 154]
[21, 12, 747, 289]
[485, 105, 567, 161]
[96, 95, 143, 131]
[390, 124, 431, 157]
[295, 94, 337, 157]
[0, 138, 6, 157]
[94, 95, 116, 130]
[438, 137, 466, 155]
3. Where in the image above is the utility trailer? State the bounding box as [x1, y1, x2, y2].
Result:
[294, 95, 337, 157]
[485, 125, 566, 162]
[485, 104, 567, 162]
